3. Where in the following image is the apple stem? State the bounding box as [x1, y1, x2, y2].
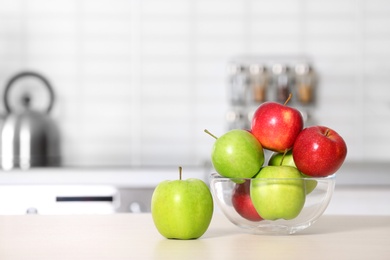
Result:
[179, 166, 182, 180]
[283, 93, 293, 106]
[204, 129, 218, 139]
[324, 128, 331, 137]
[280, 149, 289, 165]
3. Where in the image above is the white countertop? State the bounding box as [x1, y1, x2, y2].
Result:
[0, 213, 389, 260]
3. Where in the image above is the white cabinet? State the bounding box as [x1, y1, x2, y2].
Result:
[0, 166, 207, 214]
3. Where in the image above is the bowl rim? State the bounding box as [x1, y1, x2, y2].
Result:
[209, 172, 336, 181]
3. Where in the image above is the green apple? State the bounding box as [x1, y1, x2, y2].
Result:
[268, 151, 317, 194]
[250, 166, 305, 220]
[205, 129, 264, 178]
[151, 167, 213, 240]
[301, 173, 318, 195]
[268, 150, 296, 167]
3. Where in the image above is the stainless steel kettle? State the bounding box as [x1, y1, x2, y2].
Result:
[0, 72, 61, 170]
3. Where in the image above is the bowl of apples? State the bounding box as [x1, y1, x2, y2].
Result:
[205, 95, 347, 235]
[210, 171, 336, 235]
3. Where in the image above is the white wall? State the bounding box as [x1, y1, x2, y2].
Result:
[0, 0, 389, 167]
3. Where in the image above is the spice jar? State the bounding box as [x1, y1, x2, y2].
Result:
[249, 63, 268, 103]
[225, 108, 250, 130]
[272, 63, 291, 103]
[227, 63, 249, 105]
[295, 63, 315, 105]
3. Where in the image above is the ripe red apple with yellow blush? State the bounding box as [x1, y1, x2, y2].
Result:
[292, 126, 347, 177]
[251, 94, 304, 152]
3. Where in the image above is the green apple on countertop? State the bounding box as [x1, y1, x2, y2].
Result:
[268, 150, 317, 194]
[204, 129, 264, 179]
[250, 166, 306, 220]
[151, 167, 213, 240]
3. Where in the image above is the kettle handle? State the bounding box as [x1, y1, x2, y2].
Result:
[4, 71, 55, 114]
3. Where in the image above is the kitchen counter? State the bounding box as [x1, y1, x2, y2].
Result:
[0, 166, 209, 187]
[0, 163, 389, 215]
[0, 213, 389, 259]
[0, 161, 388, 187]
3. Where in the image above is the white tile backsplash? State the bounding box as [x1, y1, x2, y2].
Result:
[0, 0, 389, 167]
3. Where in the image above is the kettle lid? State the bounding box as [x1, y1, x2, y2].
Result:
[3, 71, 55, 114]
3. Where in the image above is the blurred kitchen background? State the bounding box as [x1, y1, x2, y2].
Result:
[0, 0, 389, 214]
[1, 0, 389, 167]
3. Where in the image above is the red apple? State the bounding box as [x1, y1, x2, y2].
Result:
[292, 126, 347, 177]
[232, 180, 262, 222]
[251, 99, 304, 152]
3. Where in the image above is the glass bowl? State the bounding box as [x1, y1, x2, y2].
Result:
[209, 172, 335, 235]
